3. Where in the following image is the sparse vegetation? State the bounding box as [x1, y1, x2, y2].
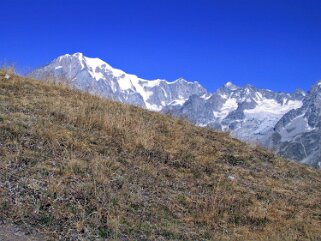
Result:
[0, 71, 320, 240]
[0, 63, 16, 76]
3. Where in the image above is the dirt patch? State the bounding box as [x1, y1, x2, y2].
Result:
[0, 225, 43, 241]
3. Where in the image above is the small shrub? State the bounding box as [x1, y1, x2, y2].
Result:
[224, 154, 246, 166]
[98, 227, 113, 238]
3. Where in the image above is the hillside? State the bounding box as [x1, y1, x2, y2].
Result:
[0, 71, 321, 240]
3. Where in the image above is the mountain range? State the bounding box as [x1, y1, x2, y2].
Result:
[29, 53, 321, 168]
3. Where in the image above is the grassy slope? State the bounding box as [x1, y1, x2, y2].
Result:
[0, 72, 320, 240]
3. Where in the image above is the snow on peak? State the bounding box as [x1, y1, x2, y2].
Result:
[245, 99, 302, 117]
[172, 78, 188, 84]
[76, 55, 127, 81]
[72, 52, 84, 57]
[59, 52, 83, 59]
[201, 94, 212, 100]
[46, 52, 208, 112]
[224, 81, 239, 90]
[213, 97, 238, 120]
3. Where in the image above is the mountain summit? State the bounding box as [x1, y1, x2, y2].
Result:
[271, 80, 321, 167]
[167, 82, 305, 146]
[29, 53, 207, 111]
[224, 81, 239, 90]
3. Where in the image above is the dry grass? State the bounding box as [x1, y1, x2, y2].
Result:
[0, 72, 320, 240]
[0, 64, 16, 75]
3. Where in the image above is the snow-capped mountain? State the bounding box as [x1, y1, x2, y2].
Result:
[165, 82, 305, 146]
[270, 81, 321, 168]
[30, 52, 321, 168]
[29, 53, 207, 111]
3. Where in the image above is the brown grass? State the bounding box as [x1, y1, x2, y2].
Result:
[0, 64, 16, 75]
[0, 71, 320, 240]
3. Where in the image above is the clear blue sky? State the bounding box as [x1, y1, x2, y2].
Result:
[1, 0, 321, 92]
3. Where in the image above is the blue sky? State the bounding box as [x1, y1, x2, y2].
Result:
[0, 0, 321, 92]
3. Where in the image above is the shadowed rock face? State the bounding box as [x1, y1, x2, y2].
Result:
[270, 81, 321, 168]
[166, 83, 305, 147]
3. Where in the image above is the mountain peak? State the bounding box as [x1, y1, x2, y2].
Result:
[72, 52, 84, 56]
[224, 81, 239, 90]
[174, 77, 189, 84]
[310, 80, 321, 93]
[29, 53, 207, 111]
[56, 52, 85, 62]
[293, 88, 306, 97]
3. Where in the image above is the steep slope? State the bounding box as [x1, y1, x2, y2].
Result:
[165, 82, 305, 146]
[270, 81, 321, 168]
[0, 72, 321, 240]
[29, 53, 207, 111]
